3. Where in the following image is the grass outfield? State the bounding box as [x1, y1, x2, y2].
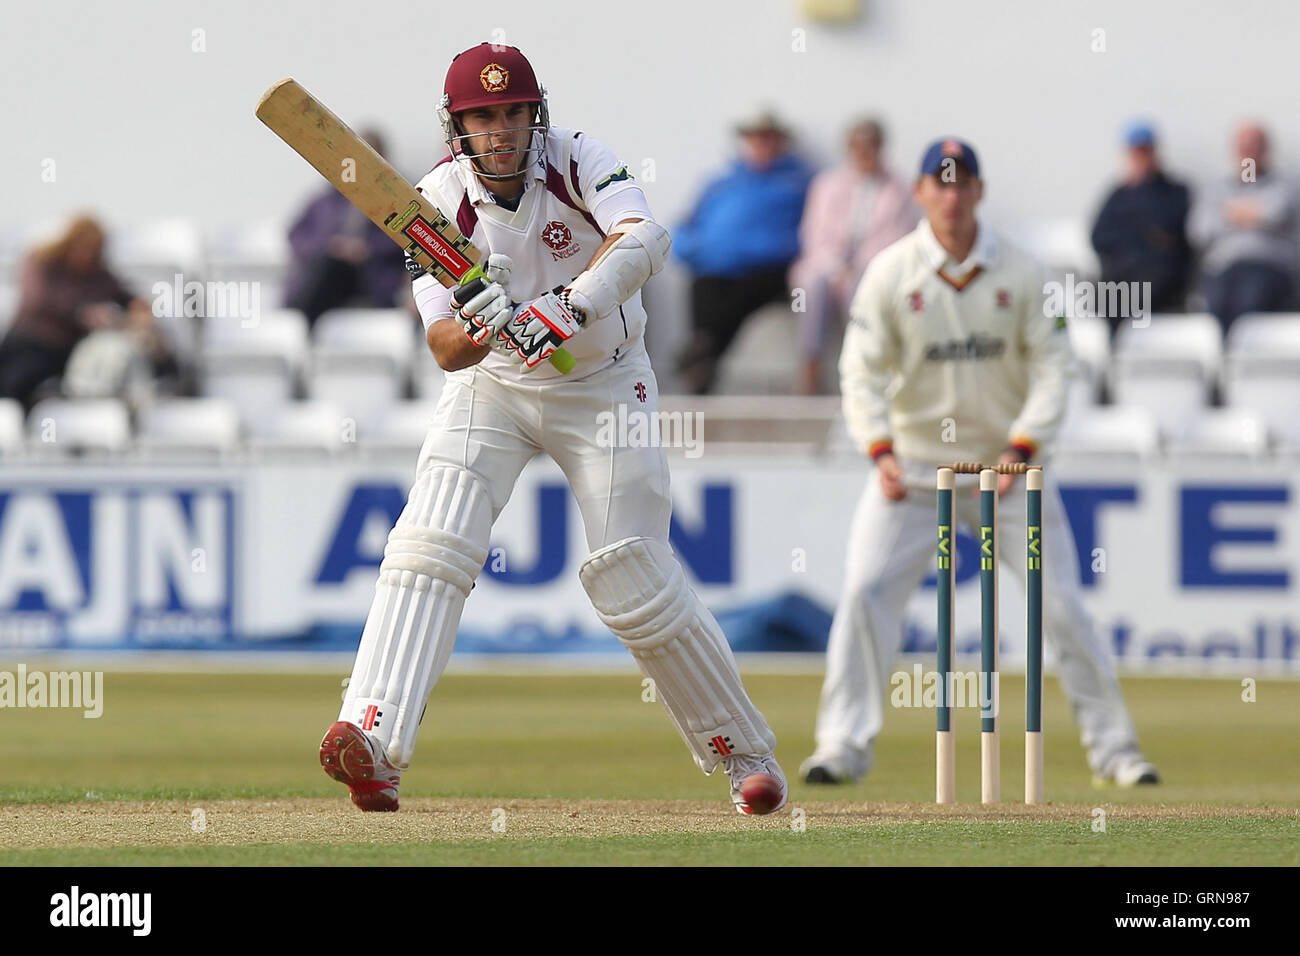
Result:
[0, 670, 1297, 865]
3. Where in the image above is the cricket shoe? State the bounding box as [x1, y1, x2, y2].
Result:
[319, 720, 403, 812]
[799, 748, 869, 785]
[1092, 751, 1161, 788]
[725, 753, 788, 815]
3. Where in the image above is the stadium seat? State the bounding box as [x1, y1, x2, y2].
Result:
[1066, 312, 1109, 410]
[111, 218, 206, 290]
[360, 400, 441, 453]
[1110, 313, 1222, 436]
[1068, 313, 1109, 383]
[26, 398, 131, 456]
[713, 303, 800, 394]
[1011, 218, 1099, 278]
[202, 307, 309, 368]
[314, 308, 417, 374]
[0, 398, 24, 456]
[199, 309, 309, 427]
[205, 219, 291, 298]
[137, 398, 241, 457]
[1057, 405, 1160, 460]
[306, 353, 403, 423]
[1113, 312, 1222, 376]
[412, 332, 447, 404]
[246, 400, 347, 454]
[1222, 313, 1300, 446]
[200, 353, 295, 429]
[1226, 312, 1300, 354]
[1166, 408, 1269, 460]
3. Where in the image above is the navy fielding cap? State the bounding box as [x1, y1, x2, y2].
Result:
[1124, 121, 1156, 148]
[919, 138, 980, 178]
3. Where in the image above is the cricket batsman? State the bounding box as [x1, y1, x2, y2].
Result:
[801, 139, 1160, 788]
[319, 43, 786, 814]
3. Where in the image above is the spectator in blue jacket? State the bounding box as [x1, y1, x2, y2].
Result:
[675, 110, 813, 393]
[1090, 122, 1192, 331]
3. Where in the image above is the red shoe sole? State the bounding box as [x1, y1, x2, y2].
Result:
[319, 720, 400, 812]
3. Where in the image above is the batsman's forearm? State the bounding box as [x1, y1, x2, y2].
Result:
[427, 318, 490, 372]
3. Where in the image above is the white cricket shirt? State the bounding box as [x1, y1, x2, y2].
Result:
[411, 126, 652, 384]
[839, 219, 1073, 467]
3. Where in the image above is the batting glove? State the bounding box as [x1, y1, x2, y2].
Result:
[499, 288, 585, 371]
[453, 254, 515, 350]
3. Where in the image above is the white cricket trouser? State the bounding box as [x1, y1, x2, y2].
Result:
[339, 342, 678, 767]
[340, 338, 778, 774]
[813, 468, 1140, 775]
[420, 342, 672, 548]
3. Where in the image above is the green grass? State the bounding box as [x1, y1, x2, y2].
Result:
[1, 670, 1297, 864]
[4, 817, 1295, 867]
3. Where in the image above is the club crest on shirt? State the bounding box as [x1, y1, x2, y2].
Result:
[541, 220, 582, 260]
[996, 288, 1011, 309]
[480, 63, 509, 93]
[909, 291, 925, 312]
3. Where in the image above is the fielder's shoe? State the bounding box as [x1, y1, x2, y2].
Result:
[725, 753, 788, 815]
[319, 720, 403, 812]
[1093, 752, 1161, 788]
[799, 749, 869, 785]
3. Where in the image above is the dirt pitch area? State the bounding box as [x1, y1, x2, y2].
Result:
[4, 799, 1295, 850]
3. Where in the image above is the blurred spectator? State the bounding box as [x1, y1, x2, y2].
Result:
[674, 109, 813, 394]
[1089, 122, 1192, 328]
[0, 215, 169, 410]
[282, 129, 408, 325]
[1190, 121, 1298, 330]
[788, 119, 917, 393]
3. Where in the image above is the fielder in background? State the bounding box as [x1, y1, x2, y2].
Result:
[802, 139, 1160, 789]
[320, 43, 786, 815]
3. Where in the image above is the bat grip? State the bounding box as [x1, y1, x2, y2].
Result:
[450, 276, 488, 310]
[453, 272, 576, 374]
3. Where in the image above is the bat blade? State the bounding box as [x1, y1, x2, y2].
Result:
[256, 78, 575, 373]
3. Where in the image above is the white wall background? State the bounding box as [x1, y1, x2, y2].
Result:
[3, 0, 1297, 237]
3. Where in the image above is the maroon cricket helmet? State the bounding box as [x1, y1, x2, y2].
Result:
[438, 43, 550, 179]
[443, 43, 543, 113]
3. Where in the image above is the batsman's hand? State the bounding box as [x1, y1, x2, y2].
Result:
[876, 452, 908, 501]
[500, 288, 585, 372]
[454, 254, 516, 350]
[483, 253, 513, 289]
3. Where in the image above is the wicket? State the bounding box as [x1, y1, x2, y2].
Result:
[935, 463, 1044, 805]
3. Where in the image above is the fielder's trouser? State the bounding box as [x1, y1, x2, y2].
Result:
[813, 470, 1140, 775]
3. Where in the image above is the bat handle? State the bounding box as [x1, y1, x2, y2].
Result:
[450, 276, 489, 310]
[453, 272, 576, 374]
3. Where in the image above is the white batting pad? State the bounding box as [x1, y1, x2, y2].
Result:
[579, 536, 776, 772]
[339, 465, 491, 768]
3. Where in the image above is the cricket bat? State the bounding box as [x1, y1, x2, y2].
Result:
[255, 77, 576, 374]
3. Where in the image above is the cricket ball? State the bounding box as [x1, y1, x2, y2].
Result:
[739, 773, 784, 815]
